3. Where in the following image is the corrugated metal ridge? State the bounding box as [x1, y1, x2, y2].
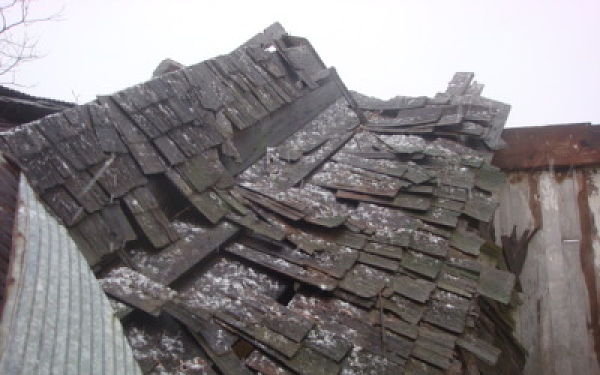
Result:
[0, 175, 141, 375]
[0, 155, 19, 318]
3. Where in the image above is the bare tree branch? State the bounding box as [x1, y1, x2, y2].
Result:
[0, 0, 62, 85]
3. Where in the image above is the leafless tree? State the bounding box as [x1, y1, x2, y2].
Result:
[0, 0, 61, 85]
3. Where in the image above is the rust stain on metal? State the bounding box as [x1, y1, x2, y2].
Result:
[576, 169, 600, 365]
[528, 173, 542, 231]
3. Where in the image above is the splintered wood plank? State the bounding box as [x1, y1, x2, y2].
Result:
[140, 221, 239, 285]
[280, 133, 354, 189]
[368, 107, 442, 127]
[311, 162, 403, 197]
[331, 152, 408, 178]
[243, 235, 358, 279]
[236, 187, 305, 221]
[226, 212, 285, 241]
[99, 267, 175, 316]
[354, 93, 427, 111]
[224, 243, 338, 291]
[349, 202, 422, 234]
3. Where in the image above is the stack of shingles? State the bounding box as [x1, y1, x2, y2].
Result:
[146, 74, 523, 374]
[357, 72, 510, 151]
[0, 22, 526, 374]
[0, 23, 324, 268]
[102, 74, 523, 374]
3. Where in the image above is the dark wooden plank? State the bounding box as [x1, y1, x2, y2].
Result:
[305, 326, 353, 362]
[177, 149, 229, 193]
[224, 242, 338, 291]
[390, 275, 435, 303]
[143, 221, 239, 285]
[246, 351, 293, 375]
[128, 142, 167, 174]
[339, 264, 388, 299]
[189, 189, 231, 224]
[92, 154, 147, 198]
[477, 267, 516, 304]
[99, 267, 175, 316]
[311, 161, 404, 198]
[42, 186, 84, 226]
[423, 290, 470, 334]
[221, 78, 343, 174]
[401, 251, 442, 279]
[492, 123, 600, 170]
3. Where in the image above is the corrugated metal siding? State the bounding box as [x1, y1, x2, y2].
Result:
[0, 176, 142, 375]
[0, 156, 18, 315]
[494, 169, 600, 375]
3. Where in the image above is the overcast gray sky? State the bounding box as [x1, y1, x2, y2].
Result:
[10, 0, 600, 127]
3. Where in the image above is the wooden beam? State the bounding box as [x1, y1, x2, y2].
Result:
[493, 123, 600, 170]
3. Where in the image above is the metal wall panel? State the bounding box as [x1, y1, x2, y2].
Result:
[0, 176, 142, 375]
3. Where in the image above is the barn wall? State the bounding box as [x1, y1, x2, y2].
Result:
[494, 168, 600, 375]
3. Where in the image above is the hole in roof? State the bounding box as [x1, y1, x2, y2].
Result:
[264, 45, 277, 53]
[231, 338, 255, 359]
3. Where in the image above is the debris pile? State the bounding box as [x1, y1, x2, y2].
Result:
[0, 23, 526, 374]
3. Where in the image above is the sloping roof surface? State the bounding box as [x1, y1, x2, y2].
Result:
[0, 23, 524, 374]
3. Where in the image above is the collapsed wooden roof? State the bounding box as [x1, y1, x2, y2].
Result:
[0, 23, 525, 374]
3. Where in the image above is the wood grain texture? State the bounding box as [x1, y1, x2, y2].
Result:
[494, 170, 600, 374]
[493, 123, 600, 170]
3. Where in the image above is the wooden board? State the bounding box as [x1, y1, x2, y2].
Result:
[493, 123, 600, 170]
[493, 169, 600, 375]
